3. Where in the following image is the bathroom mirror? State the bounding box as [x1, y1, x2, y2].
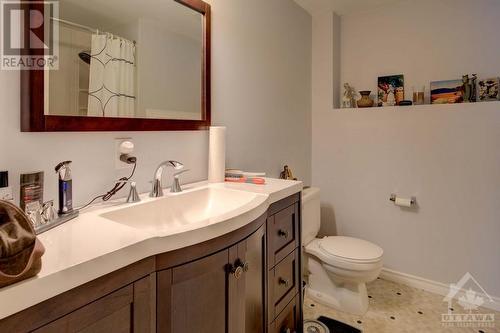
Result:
[21, 0, 211, 131]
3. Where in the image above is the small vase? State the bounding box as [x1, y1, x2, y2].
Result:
[357, 91, 374, 108]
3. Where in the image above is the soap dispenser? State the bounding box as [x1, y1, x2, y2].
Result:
[55, 161, 74, 215]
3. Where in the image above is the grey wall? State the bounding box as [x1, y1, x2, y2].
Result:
[209, 0, 312, 183]
[313, 104, 500, 298]
[310, 0, 500, 297]
[340, 0, 500, 105]
[0, 0, 311, 206]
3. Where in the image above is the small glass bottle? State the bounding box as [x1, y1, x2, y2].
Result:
[413, 86, 425, 105]
[417, 86, 425, 105]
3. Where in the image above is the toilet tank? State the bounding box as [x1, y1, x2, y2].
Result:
[301, 187, 321, 245]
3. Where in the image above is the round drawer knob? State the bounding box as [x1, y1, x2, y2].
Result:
[232, 266, 244, 279]
[278, 229, 289, 239]
[278, 277, 290, 287]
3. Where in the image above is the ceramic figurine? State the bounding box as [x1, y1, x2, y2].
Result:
[280, 165, 297, 180]
[462, 75, 472, 102]
[471, 74, 477, 102]
[342, 83, 357, 108]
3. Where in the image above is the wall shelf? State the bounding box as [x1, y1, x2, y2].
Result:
[333, 100, 500, 112]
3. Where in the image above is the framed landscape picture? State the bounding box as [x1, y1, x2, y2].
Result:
[378, 75, 404, 106]
[430, 80, 464, 104]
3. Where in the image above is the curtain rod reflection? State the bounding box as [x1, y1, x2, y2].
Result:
[50, 18, 136, 44]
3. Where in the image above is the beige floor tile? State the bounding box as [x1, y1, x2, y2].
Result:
[304, 278, 500, 333]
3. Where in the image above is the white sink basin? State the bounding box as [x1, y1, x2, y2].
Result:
[100, 186, 267, 232]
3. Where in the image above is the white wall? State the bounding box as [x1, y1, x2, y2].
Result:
[311, 0, 500, 297]
[0, 0, 311, 207]
[341, 0, 500, 104]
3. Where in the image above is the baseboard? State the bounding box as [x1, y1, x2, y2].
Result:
[380, 268, 500, 312]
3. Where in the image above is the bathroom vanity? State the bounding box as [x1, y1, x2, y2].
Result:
[0, 179, 303, 333]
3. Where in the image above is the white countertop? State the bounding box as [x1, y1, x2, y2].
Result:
[0, 178, 302, 320]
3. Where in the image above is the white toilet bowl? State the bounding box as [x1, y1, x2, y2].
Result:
[305, 236, 383, 315]
[301, 188, 384, 315]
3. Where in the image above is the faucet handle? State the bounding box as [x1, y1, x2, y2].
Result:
[171, 169, 189, 193]
[127, 182, 141, 203]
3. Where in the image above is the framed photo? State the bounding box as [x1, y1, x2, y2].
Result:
[478, 78, 500, 101]
[378, 75, 404, 106]
[430, 80, 464, 104]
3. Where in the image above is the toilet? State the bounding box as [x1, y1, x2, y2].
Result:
[302, 187, 383, 315]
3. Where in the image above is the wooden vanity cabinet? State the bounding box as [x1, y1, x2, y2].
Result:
[156, 224, 266, 333]
[0, 193, 302, 333]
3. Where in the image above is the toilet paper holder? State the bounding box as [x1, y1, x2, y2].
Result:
[390, 194, 416, 206]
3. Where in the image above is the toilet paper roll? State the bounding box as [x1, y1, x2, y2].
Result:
[394, 197, 412, 207]
[208, 126, 226, 183]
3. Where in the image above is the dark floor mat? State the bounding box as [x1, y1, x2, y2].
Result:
[317, 316, 362, 333]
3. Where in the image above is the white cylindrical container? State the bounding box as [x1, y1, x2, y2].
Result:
[208, 126, 226, 183]
[395, 197, 412, 207]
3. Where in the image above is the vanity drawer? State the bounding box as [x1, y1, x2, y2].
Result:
[268, 249, 300, 323]
[267, 203, 299, 268]
[268, 294, 301, 333]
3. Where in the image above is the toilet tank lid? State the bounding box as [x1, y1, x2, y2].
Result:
[302, 187, 320, 204]
[319, 236, 383, 262]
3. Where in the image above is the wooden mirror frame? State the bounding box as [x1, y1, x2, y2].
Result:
[21, 0, 211, 132]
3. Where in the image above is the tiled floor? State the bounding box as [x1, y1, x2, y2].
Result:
[304, 278, 500, 333]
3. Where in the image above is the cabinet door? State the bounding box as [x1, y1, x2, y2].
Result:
[228, 224, 266, 333]
[157, 249, 230, 333]
[32, 274, 155, 333]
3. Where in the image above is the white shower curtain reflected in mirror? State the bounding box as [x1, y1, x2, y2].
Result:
[87, 34, 136, 117]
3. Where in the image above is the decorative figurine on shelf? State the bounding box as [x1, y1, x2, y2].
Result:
[280, 165, 297, 181]
[462, 75, 472, 102]
[357, 91, 374, 108]
[342, 83, 358, 108]
[462, 74, 477, 103]
[471, 74, 478, 102]
[478, 77, 500, 101]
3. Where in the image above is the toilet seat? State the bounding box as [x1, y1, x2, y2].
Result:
[305, 236, 383, 271]
[318, 236, 383, 264]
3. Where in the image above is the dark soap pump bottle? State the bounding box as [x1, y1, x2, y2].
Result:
[55, 161, 73, 215]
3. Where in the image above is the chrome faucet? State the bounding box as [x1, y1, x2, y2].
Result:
[150, 160, 189, 197]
